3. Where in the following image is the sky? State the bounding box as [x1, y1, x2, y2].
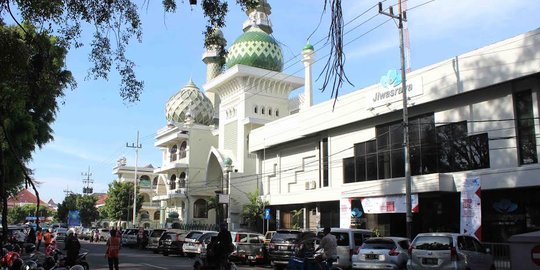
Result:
[23, 0, 540, 204]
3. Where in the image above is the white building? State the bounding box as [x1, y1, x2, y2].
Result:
[249, 28, 540, 242]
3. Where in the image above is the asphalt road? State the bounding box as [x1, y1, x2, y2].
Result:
[78, 240, 271, 270]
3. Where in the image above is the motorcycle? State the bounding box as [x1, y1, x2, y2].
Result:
[41, 249, 89, 270]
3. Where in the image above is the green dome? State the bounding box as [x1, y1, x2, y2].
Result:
[226, 27, 283, 72]
[303, 42, 314, 51]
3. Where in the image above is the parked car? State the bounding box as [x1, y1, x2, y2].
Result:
[157, 230, 186, 256]
[53, 227, 68, 242]
[352, 236, 410, 270]
[317, 228, 375, 270]
[79, 228, 91, 240]
[267, 229, 317, 270]
[99, 228, 111, 242]
[264, 231, 276, 245]
[407, 232, 495, 270]
[183, 231, 218, 257]
[181, 230, 218, 257]
[1, 225, 27, 244]
[147, 229, 167, 253]
[121, 229, 137, 247]
[229, 231, 265, 265]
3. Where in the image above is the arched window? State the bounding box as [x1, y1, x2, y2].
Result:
[170, 174, 176, 190]
[268, 108, 272, 116]
[139, 175, 150, 188]
[193, 199, 208, 218]
[170, 144, 178, 161]
[179, 172, 186, 188]
[261, 107, 265, 115]
[275, 109, 279, 117]
[179, 141, 187, 159]
[153, 211, 160, 220]
[254, 106, 258, 114]
[152, 176, 158, 186]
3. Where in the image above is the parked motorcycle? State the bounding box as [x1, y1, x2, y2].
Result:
[41, 249, 89, 270]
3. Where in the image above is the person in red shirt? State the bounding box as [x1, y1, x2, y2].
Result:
[36, 228, 43, 250]
[106, 229, 121, 270]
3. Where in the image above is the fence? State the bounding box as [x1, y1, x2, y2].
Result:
[484, 242, 511, 270]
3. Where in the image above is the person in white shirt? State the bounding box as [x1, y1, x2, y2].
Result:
[317, 227, 337, 267]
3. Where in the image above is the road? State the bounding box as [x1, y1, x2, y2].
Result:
[76, 240, 271, 270]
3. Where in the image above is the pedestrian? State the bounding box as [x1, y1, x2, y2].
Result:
[45, 239, 57, 256]
[43, 228, 53, 250]
[316, 227, 338, 268]
[36, 227, 43, 250]
[105, 229, 121, 270]
[27, 227, 36, 244]
[64, 230, 81, 267]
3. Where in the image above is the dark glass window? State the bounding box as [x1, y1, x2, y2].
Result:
[343, 157, 355, 184]
[193, 199, 208, 218]
[437, 122, 489, 172]
[321, 138, 329, 186]
[514, 90, 538, 165]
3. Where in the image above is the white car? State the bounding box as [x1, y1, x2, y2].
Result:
[182, 231, 218, 257]
[54, 228, 68, 242]
[352, 237, 410, 270]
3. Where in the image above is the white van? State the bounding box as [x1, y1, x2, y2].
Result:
[317, 228, 374, 269]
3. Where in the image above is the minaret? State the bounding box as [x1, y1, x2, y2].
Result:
[242, 0, 273, 34]
[202, 28, 226, 114]
[301, 42, 314, 110]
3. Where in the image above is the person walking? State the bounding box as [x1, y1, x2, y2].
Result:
[26, 227, 36, 244]
[105, 229, 121, 270]
[64, 230, 81, 267]
[43, 229, 53, 250]
[316, 227, 338, 268]
[36, 228, 43, 250]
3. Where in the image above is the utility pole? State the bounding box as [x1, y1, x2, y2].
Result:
[379, 0, 413, 240]
[81, 166, 93, 195]
[63, 186, 72, 197]
[126, 131, 142, 227]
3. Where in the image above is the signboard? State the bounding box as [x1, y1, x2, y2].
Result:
[264, 208, 271, 220]
[460, 177, 482, 240]
[361, 194, 419, 214]
[218, 194, 229, 204]
[373, 70, 423, 106]
[67, 210, 81, 227]
[533, 245, 540, 266]
[340, 199, 352, 228]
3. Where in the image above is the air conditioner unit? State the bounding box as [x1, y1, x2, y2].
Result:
[305, 182, 311, 190]
[309, 180, 317, 189]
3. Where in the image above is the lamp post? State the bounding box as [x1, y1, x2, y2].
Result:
[223, 158, 233, 230]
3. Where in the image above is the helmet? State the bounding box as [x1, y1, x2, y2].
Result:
[24, 244, 36, 254]
[67, 230, 74, 236]
[69, 265, 85, 270]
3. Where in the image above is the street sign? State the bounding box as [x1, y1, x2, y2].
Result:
[264, 208, 271, 220]
[533, 245, 540, 266]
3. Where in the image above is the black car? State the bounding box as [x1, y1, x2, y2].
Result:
[267, 230, 317, 270]
[157, 230, 185, 256]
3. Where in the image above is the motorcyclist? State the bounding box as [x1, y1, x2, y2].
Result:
[64, 230, 81, 267]
[315, 227, 338, 268]
[215, 223, 233, 270]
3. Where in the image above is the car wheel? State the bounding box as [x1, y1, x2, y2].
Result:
[81, 262, 90, 270]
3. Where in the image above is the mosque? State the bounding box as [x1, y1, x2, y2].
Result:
[112, 1, 540, 242]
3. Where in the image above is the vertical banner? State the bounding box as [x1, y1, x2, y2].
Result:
[68, 210, 81, 227]
[340, 198, 352, 228]
[460, 177, 482, 240]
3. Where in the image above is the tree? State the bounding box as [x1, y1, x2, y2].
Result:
[103, 181, 143, 223]
[56, 193, 99, 227]
[0, 22, 73, 242]
[7, 204, 53, 224]
[241, 188, 268, 230]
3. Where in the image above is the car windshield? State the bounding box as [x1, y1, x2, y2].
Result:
[272, 232, 301, 243]
[362, 239, 396, 249]
[414, 236, 452, 250]
[151, 230, 165, 237]
[186, 231, 203, 240]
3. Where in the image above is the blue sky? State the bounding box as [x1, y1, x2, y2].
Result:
[26, 0, 539, 204]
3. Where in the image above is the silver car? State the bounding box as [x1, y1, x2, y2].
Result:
[352, 237, 410, 270]
[407, 233, 495, 270]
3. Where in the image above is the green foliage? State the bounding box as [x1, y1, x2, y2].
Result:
[8, 204, 53, 224]
[56, 193, 99, 227]
[290, 209, 303, 230]
[241, 188, 268, 229]
[103, 181, 143, 222]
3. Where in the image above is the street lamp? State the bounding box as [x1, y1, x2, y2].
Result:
[223, 157, 233, 230]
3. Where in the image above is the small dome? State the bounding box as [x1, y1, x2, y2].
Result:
[303, 42, 314, 51]
[165, 80, 214, 125]
[226, 27, 283, 72]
